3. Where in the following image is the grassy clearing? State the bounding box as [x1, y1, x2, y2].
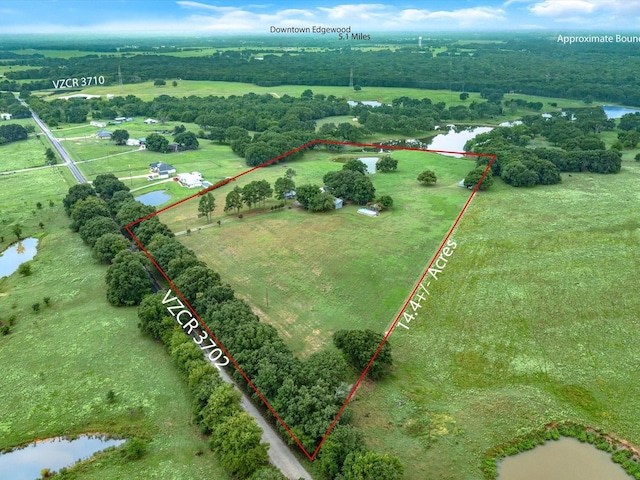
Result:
[159, 149, 475, 357]
[0, 199, 230, 479]
[349, 159, 640, 479]
[0, 133, 52, 172]
[0, 167, 72, 244]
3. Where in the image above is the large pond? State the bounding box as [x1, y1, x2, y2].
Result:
[602, 105, 640, 119]
[135, 189, 171, 206]
[498, 437, 631, 480]
[0, 237, 38, 278]
[427, 126, 493, 157]
[0, 435, 125, 480]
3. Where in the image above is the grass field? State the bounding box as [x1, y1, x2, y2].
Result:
[34, 79, 622, 114]
[0, 185, 230, 478]
[0, 133, 52, 172]
[158, 149, 476, 357]
[348, 158, 640, 479]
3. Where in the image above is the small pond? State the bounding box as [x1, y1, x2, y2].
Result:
[0, 237, 38, 278]
[0, 435, 125, 480]
[135, 190, 171, 206]
[498, 437, 631, 480]
[602, 105, 640, 119]
[427, 126, 493, 157]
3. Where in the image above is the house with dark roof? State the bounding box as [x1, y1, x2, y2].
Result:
[149, 162, 176, 179]
[96, 130, 112, 139]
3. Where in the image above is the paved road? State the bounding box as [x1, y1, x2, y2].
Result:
[215, 365, 313, 480]
[19, 99, 87, 184]
[21, 99, 312, 479]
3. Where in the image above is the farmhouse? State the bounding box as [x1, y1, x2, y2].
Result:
[126, 138, 141, 146]
[96, 130, 112, 140]
[149, 162, 176, 178]
[177, 172, 202, 188]
[144, 118, 158, 124]
[90, 120, 106, 127]
[1, 113, 12, 120]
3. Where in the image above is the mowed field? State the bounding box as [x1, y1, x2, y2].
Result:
[349, 159, 640, 479]
[159, 149, 476, 357]
[0, 158, 230, 478]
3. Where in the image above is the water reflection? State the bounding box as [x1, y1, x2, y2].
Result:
[0, 238, 38, 278]
[498, 437, 631, 480]
[135, 190, 171, 206]
[0, 435, 125, 480]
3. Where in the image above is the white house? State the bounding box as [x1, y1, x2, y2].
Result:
[144, 118, 158, 124]
[177, 172, 203, 188]
[126, 138, 141, 146]
[0, 113, 12, 120]
[90, 120, 106, 127]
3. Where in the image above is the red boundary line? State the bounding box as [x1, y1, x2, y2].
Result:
[125, 139, 496, 460]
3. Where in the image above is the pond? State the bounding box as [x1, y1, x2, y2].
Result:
[0, 237, 38, 278]
[602, 105, 640, 119]
[135, 190, 171, 206]
[427, 126, 493, 157]
[0, 435, 125, 480]
[498, 437, 631, 480]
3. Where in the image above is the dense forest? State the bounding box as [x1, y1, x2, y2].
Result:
[4, 37, 640, 105]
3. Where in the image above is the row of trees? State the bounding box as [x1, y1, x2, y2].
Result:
[223, 170, 296, 214]
[11, 39, 640, 105]
[64, 173, 403, 476]
[63, 175, 274, 479]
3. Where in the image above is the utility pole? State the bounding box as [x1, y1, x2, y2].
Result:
[349, 68, 353, 89]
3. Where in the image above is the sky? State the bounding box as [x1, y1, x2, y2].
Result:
[1, 0, 640, 35]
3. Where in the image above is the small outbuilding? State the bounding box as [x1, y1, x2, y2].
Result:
[1, 113, 13, 120]
[333, 198, 343, 209]
[357, 207, 379, 217]
[284, 190, 296, 200]
[126, 138, 141, 146]
[90, 120, 106, 127]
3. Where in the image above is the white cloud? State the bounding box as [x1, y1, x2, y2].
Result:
[395, 7, 506, 27]
[528, 0, 640, 19]
[317, 4, 389, 20]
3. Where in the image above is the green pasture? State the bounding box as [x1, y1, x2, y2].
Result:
[0, 167, 71, 244]
[0, 202, 230, 479]
[349, 159, 640, 479]
[0, 133, 51, 172]
[159, 149, 476, 357]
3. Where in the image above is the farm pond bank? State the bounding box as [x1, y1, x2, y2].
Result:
[498, 437, 631, 480]
[0, 435, 125, 480]
[0, 238, 38, 278]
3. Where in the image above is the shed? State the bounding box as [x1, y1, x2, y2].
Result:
[333, 198, 343, 209]
[90, 120, 106, 127]
[284, 190, 296, 200]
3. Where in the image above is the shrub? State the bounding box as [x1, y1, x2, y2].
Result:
[32, 302, 41, 312]
[0, 325, 10, 336]
[43, 297, 51, 306]
[122, 437, 147, 460]
[18, 263, 32, 276]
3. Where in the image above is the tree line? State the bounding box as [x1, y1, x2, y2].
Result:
[9, 38, 640, 105]
[62, 173, 403, 478]
[0, 123, 28, 145]
[465, 107, 621, 188]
